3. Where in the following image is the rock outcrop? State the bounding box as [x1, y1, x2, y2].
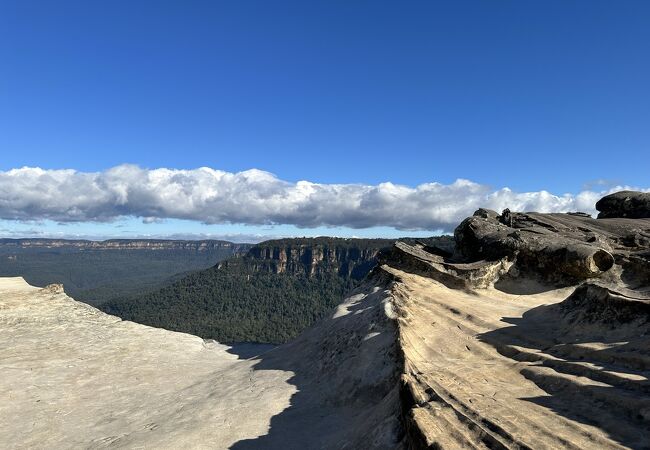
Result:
[596, 190, 650, 219]
[0, 276, 402, 449]
[387, 191, 650, 449]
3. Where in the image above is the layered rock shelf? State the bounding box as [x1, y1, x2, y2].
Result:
[388, 192, 650, 449]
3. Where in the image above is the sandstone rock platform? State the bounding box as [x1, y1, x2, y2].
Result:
[0, 276, 402, 449]
[0, 277, 295, 449]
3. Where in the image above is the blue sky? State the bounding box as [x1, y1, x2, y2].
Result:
[0, 1, 648, 241]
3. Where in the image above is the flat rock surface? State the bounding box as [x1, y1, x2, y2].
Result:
[0, 278, 295, 449]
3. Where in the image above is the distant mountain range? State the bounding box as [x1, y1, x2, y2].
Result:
[0, 239, 251, 305]
[0, 238, 251, 252]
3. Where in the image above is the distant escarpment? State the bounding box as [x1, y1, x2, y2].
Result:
[0, 238, 251, 252]
[220, 237, 396, 278]
[0, 238, 251, 305]
[101, 237, 440, 343]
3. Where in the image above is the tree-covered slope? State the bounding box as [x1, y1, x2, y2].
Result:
[101, 237, 413, 343]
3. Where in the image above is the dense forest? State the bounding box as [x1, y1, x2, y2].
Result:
[101, 236, 452, 343]
[102, 259, 356, 343]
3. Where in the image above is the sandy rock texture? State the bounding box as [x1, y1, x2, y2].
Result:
[0, 277, 295, 449]
[230, 278, 403, 449]
[387, 193, 650, 449]
[0, 276, 403, 449]
[390, 266, 649, 449]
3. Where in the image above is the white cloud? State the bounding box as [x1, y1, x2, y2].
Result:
[0, 164, 645, 232]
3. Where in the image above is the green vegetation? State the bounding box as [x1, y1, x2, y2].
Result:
[102, 258, 357, 343]
[101, 237, 405, 343]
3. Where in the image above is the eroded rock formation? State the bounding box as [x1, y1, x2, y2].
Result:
[596, 190, 650, 219]
[387, 191, 650, 449]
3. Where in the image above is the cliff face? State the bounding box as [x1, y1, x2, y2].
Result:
[0, 238, 252, 253]
[103, 237, 403, 344]
[222, 237, 394, 279]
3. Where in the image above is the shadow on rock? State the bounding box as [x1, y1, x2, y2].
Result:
[493, 276, 559, 295]
[477, 293, 650, 449]
[224, 342, 277, 360]
[229, 280, 404, 450]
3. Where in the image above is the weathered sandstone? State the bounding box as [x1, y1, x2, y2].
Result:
[597, 191, 650, 219]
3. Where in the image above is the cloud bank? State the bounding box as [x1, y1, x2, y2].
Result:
[0, 165, 642, 232]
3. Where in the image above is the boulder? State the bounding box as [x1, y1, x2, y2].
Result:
[596, 191, 650, 219]
[473, 208, 499, 220]
[454, 210, 614, 281]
